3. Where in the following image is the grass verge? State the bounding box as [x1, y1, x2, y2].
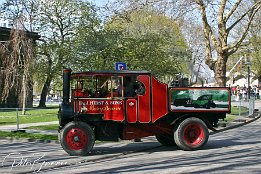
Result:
[0, 108, 58, 125]
[230, 106, 248, 115]
[0, 130, 58, 141]
[26, 124, 59, 130]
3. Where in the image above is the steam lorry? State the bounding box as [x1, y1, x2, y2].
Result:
[58, 69, 231, 156]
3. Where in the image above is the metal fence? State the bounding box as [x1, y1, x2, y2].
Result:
[0, 107, 58, 131]
[231, 96, 257, 116]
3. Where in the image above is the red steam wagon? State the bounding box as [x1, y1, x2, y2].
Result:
[58, 69, 230, 156]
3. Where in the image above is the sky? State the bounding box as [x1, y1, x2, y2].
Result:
[0, 0, 107, 6]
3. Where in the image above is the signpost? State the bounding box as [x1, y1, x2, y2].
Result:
[115, 62, 127, 70]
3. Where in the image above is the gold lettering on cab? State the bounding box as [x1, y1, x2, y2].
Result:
[79, 100, 123, 113]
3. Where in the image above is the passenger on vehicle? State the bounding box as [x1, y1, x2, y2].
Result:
[74, 81, 90, 97]
[134, 81, 145, 95]
[124, 76, 135, 97]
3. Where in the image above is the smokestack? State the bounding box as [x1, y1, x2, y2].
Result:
[63, 68, 72, 104]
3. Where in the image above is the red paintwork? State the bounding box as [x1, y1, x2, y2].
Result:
[183, 123, 204, 146]
[137, 75, 151, 123]
[66, 128, 88, 150]
[69, 71, 230, 124]
[64, 69, 72, 73]
[73, 90, 90, 97]
[151, 76, 168, 122]
[121, 122, 173, 140]
[122, 125, 154, 140]
[126, 99, 137, 123]
[75, 99, 125, 122]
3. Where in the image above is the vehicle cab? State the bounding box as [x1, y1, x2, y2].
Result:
[60, 69, 168, 124]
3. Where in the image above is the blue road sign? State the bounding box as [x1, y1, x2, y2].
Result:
[115, 62, 127, 70]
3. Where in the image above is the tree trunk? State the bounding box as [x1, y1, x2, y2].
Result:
[22, 74, 26, 115]
[38, 74, 53, 108]
[214, 53, 228, 87]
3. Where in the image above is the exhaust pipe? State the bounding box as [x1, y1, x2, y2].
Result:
[63, 68, 72, 104]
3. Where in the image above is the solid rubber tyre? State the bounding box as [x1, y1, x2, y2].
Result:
[174, 117, 209, 150]
[205, 104, 210, 109]
[155, 134, 176, 146]
[60, 121, 95, 156]
[194, 104, 199, 108]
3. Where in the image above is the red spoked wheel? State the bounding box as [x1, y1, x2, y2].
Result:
[174, 117, 209, 150]
[183, 123, 205, 146]
[60, 121, 95, 156]
[66, 128, 88, 150]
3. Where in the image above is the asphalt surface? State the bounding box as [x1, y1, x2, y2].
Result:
[0, 100, 260, 173]
[0, 113, 260, 174]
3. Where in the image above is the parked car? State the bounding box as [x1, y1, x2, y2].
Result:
[173, 98, 193, 107]
[193, 95, 216, 109]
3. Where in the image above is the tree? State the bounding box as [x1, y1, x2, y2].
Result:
[1, 0, 39, 108]
[194, 0, 261, 86]
[1, 0, 100, 108]
[0, 27, 35, 109]
[111, 0, 261, 86]
[248, 9, 261, 85]
[72, 7, 190, 81]
[34, 0, 100, 107]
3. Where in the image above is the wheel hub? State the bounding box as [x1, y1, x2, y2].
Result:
[184, 123, 204, 146]
[74, 136, 80, 142]
[66, 128, 88, 150]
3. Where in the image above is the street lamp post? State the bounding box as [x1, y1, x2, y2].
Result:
[245, 61, 251, 100]
[248, 65, 250, 99]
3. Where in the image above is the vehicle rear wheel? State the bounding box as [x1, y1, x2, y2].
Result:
[194, 104, 199, 108]
[205, 104, 210, 109]
[174, 117, 209, 150]
[60, 121, 95, 156]
[156, 134, 176, 146]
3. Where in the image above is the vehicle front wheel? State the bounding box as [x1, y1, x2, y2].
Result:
[174, 117, 209, 150]
[60, 121, 95, 156]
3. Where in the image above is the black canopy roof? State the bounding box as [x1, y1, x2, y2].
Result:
[71, 70, 151, 78]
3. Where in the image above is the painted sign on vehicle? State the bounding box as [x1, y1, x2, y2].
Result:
[76, 99, 125, 121]
[170, 88, 230, 112]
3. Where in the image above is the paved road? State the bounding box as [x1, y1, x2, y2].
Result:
[0, 114, 260, 174]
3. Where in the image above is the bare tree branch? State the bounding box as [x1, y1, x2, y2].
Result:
[224, 0, 242, 22]
[227, 1, 261, 32]
[228, 3, 261, 55]
[195, 0, 221, 52]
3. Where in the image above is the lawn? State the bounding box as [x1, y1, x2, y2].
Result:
[221, 106, 249, 125]
[0, 108, 59, 125]
[0, 130, 58, 140]
[230, 106, 249, 115]
[26, 124, 59, 130]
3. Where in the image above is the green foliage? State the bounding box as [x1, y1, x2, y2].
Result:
[249, 36, 261, 78]
[2, 0, 191, 98]
[33, 0, 100, 89]
[72, 8, 190, 81]
[230, 106, 248, 115]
